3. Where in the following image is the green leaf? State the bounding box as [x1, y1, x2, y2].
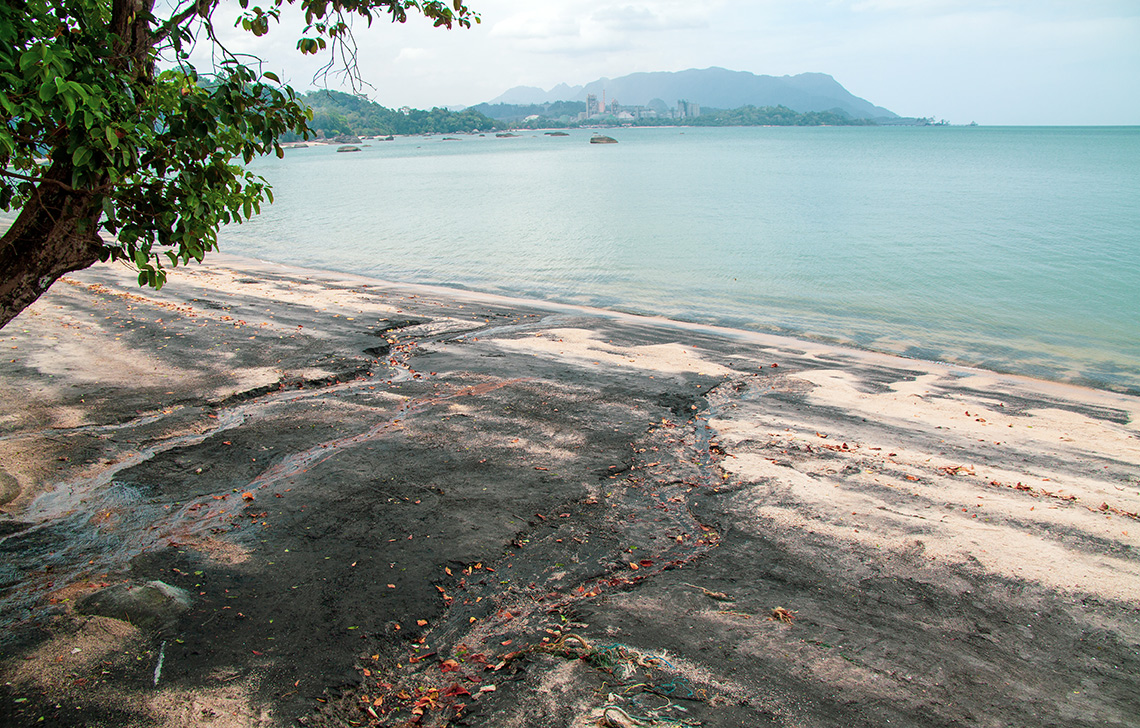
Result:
[71, 146, 91, 168]
[19, 49, 39, 72]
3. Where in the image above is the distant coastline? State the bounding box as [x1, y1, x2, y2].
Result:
[289, 89, 938, 142]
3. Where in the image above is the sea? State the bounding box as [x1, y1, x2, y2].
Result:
[167, 126, 1140, 394]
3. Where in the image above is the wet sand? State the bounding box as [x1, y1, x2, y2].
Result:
[0, 256, 1137, 727]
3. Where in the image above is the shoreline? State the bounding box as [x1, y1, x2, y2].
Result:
[1, 256, 1137, 727]
[212, 251, 1140, 404]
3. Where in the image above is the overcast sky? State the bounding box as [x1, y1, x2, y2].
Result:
[199, 0, 1140, 125]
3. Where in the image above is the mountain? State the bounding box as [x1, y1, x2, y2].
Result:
[486, 67, 896, 119]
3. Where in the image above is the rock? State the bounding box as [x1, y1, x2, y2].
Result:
[77, 580, 192, 631]
[0, 465, 19, 506]
[336, 145, 362, 153]
[590, 135, 618, 144]
[495, 133, 519, 138]
[544, 131, 570, 136]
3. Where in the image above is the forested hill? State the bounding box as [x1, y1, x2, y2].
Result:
[468, 100, 588, 123]
[285, 90, 502, 139]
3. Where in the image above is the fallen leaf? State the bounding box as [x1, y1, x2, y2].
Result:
[440, 659, 460, 672]
[442, 684, 470, 698]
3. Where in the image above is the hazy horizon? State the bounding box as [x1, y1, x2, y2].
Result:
[191, 0, 1139, 126]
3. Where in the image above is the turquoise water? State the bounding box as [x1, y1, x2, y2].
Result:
[223, 126, 1140, 393]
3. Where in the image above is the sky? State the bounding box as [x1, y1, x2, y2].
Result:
[193, 0, 1140, 125]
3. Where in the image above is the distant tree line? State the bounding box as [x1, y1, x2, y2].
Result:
[284, 93, 875, 140]
[477, 102, 874, 128]
[661, 105, 875, 127]
[467, 101, 588, 123]
[283, 90, 503, 140]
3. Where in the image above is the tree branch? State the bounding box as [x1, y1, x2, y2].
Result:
[0, 169, 77, 193]
[154, 0, 205, 42]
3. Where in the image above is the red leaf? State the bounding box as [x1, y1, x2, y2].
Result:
[440, 659, 460, 672]
[442, 684, 470, 698]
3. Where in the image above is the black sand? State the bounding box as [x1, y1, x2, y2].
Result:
[1, 258, 1137, 727]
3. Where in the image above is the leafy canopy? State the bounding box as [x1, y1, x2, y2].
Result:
[0, 0, 478, 288]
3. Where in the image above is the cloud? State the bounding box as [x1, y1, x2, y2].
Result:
[168, 0, 1140, 121]
[488, 1, 716, 55]
[850, 0, 985, 13]
[394, 47, 436, 63]
[489, 12, 623, 54]
[591, 3, 712, 32]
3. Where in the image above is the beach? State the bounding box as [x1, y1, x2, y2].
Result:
[0, 255, 1137, 727]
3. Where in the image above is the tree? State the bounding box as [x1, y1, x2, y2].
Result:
[0, 0, 478, 329]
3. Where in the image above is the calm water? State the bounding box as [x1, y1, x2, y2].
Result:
[222, 126, 1140, 392]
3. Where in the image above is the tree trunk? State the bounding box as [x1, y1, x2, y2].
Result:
[0, 0, 156, 329]
[0, 160, 107, 329]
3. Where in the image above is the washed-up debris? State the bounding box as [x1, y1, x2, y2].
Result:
[683, 583, 734, 602]
[769, 607, 797, 624]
